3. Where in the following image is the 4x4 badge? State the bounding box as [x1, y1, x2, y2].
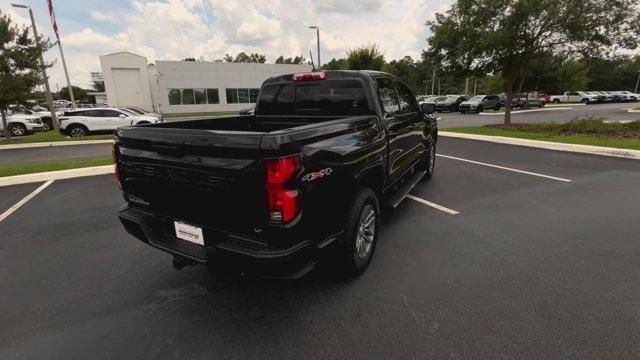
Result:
[302, 168, 333, 182]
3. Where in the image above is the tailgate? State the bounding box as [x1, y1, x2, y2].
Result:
[115, 127, 266, 235]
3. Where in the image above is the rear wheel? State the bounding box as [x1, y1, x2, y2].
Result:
[68, 125, 88, 137]
[476, 105, 484, 114]
[538, 101, 545, 108]
[41, 118, 52, 131]
[552, 99, 561, 104]
[493, 104, 501, 111]
[334, 188, 380, 276]
[581, 98, 589, 104]
[9, 123, 27, 136]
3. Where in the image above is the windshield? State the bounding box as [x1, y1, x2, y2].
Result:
[256, 79, 373, 116]
[126, 107, 145, 114]
[468, 95, 485, 102]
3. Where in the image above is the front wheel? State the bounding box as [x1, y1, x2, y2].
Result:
[476, 105, 484, 114]
[493, 104, 501, 111]
[552, 99, 560, 104]
[581, 98, 589, 104]
[9, 123, 27, 136]
[335, 188, 380, 276]
[420, 139, 436, 181]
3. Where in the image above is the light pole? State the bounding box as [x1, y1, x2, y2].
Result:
[309, 26, 320, 70]
[11, 3, 58, 130]
[635, 71, 640, 94]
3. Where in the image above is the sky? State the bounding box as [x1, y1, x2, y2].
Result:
[1, 0, 452, 89]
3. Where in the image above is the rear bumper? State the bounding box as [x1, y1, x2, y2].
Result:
[117, 204, 338, 278]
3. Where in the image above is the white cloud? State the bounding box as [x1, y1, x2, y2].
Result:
[1, 0, 454, 89]
[90, 10, 117, 23]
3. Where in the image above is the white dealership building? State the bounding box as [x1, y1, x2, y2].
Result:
[99, 52, 312, 114]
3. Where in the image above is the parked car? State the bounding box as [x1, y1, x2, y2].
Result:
[435, 95, 469, 112]
[549, 92, 599, 104]
[122, 106, 163, 119]
[59, 108, 162, 137]
[512, 94, 546, 109]
[537, 92, 551, 103]
[1, 114, 44, 136]
[620, 91, 639, 101]
[114, 70, 439, 277]
[239, 105, 255, 115]
[607, 91, 634, 102]
[417, 95, 439, 104]
[459, 94, 501, 113]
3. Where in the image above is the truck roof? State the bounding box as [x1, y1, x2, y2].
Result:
[262, 70, 397, 84]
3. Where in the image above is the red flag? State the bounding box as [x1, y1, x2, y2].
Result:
[47, 0, 60, 41]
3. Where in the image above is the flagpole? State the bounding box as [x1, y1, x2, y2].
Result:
[47, 0, 75, 107]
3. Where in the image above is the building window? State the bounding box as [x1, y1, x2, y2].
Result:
[168, 88, 220, 105]
[207, 89, 219, 104]
[194, 89, 207, 104]
[182, 89, 195, 104]
[225, 88, 259, 104]
[168, 89, 182, 105]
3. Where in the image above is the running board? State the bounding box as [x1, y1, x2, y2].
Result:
[386, 170, 426, 209]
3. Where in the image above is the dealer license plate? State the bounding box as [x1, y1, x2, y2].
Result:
[174, 221, 204, 246]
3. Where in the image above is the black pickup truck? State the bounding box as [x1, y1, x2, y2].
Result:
[114, 70, 438, 278]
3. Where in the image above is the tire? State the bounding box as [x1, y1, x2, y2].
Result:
[538, 101, 545, 108]
[552, 99, 560, 104]
[460, 109, 466, 114]
[9, 123, 27, 136]
[135, 121, 150, 125]
[335, 188, 380, 276]
[420, 138, 436, 182]
[475, 105, 484, 114]
[67, 124, 88, 137]
[41, 118, 51, 131]
[493, 104, 501, 111]
[581, 98, 589, 104]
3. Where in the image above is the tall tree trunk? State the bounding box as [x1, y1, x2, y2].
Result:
[504, 79, 514, 127]
[1, 109, 10, 141]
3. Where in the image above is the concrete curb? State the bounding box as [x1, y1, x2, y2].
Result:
[439, 131, 640, 160]
[0, 165, 114, 187]
[479, 107, 572, 116]
[627, 109, 640, 113]
[0, 139, 113, 150]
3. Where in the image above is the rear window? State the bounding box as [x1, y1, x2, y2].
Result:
[256, 79, 373, 116]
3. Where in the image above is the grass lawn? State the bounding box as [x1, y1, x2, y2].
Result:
[446, 119, 640, 151]
[163, 111, 239, 119]
[632, 107, 640, 111]
[0, 131, 112, 145]
[0, 157, 113, 177]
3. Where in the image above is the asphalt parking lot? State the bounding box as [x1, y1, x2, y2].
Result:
[1, 137, 640, 359]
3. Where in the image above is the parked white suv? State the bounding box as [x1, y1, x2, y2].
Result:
[59, 108, 162, 137]
[1, 114, 44, 136]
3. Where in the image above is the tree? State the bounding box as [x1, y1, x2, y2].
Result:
[345, 44, 385, 71]
[183, 57, 196, 61]
[0, 11, 52, 139]
[224, 52, 267, 63]
[323, 58, 347, 70]
[59, 86, 88, 101]
[428, 0, 640, 126]
[275, 55, 308, 64]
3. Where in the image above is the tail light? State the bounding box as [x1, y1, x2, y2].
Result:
[112, 143, 122, 189]
[265, 155, 302, 223]
[292, 71, 326, 82]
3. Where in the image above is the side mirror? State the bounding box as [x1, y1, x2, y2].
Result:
[420, 103, 435, 114]
[119, 114, 126, 118]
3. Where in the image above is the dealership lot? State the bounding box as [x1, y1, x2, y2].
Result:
[1, 138, 640, 359]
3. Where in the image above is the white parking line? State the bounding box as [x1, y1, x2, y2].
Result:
[0, 180, 54, 223]
[437, 154, 572, 182]
[406, 195, 460, 215]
